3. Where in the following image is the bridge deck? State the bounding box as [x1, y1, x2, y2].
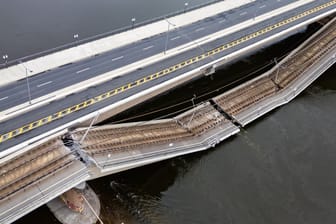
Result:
[1, 0, 336, 154]
[72, 102, 237, 166]
[0, 139, 89, 224]
[214, 16, 336, 126]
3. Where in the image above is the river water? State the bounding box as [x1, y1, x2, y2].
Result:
[8, 1, 336, 224]
[0, 0, 210, 60]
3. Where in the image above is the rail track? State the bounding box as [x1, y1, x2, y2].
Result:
[73, 121, 192, 155]
[73, 103, 228, 155]
[175, 102, 227, 135]
[214, 20, 336, 116]
[0, 139, 75, 201]
[214, 77, 278, 116]
[273, 21, 336, 88]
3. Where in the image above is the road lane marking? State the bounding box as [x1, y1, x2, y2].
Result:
[259, 4, 266, 8]
[76, 67, 91, 74]
[143, 45, 154, 51]
[240, 12, 247, 16]
[0, 96, 8, 101]
[1, 0, 335, 145]
[112, 56, 124, 61]
[195, 27, 205, 32]
[171, 36, 181, 41]
[37, 81, 52, 88]
[219, 19, 226, 24]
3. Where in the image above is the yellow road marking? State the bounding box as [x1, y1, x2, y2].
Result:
[0, 0, 335, 144]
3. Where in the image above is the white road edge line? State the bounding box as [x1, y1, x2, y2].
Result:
[0, 96, 8, 101]
[76, 67, 91, 74]
[112, 56, 124, 61]
[37, 81, 52, 88]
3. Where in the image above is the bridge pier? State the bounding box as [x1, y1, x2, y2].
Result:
[47, 182, 101, 224]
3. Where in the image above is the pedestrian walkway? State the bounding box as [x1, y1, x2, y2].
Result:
[0, 0, 254, 87]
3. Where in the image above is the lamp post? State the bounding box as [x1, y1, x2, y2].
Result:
[164, 19, 176, 55]
[164, 22, 171, 55]
[274, 58, 280, 84]
[184, 2, 189, 13]
[2, 54, 8, 65]
[73, 33, 79, 45]
[131, 18, 136, 29]
[21, 62, 33, 104]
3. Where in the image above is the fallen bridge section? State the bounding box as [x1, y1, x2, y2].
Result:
[72, 102, 239, 178]
[0, 138, 89, 224]
[214, 16, 336, 126]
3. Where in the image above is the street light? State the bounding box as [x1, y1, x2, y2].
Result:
[184, 2, 189, 13]
[253, 7, 258, 20]
[164, 19, 176, 55]
[2, 54, 8, 64]
[21, 62, 33, 104]
[73, 34, 79, 46]
[131, 18, 136, 29]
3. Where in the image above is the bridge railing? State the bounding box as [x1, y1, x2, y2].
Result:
[0, 0, 224, 69]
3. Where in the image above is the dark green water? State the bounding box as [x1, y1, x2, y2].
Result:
[14, 21, 336, 223]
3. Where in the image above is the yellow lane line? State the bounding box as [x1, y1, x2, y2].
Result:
[0, 0, 335, 144]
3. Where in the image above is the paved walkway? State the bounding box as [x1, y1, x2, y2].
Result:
[0, 0, 253, 87]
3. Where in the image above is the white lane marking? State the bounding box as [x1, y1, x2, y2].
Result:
[76, 67, 90, 74]
[219, 19, 226, 24]
[0, 96, 8, 101]
[259, 4, 266, 8]
[111, 56, 124, 61]
[170, 36, 181, 41]
[195, 27, 205, 32]
[143, 45, 154, 51]
[240, 12, 247, 16]
[37, 81, 52, 88]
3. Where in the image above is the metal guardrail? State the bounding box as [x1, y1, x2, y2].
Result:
[0, 0, 226, 68]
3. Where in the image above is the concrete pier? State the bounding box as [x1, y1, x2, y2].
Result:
[47, 183, 100, 224]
